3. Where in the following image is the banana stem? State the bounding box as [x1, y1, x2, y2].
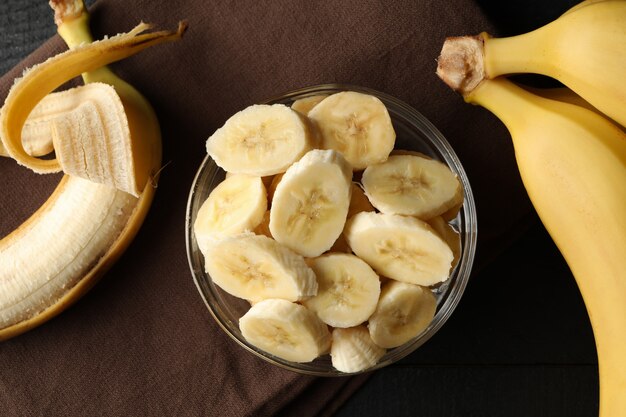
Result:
[436, 34, 486, 95]
[436, 28, 554, 95]
[464, 78, 544, 131]
[51, 0, 118, 84]
[483, 30, 555, 78]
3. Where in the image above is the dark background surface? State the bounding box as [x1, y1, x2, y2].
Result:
[0, 0, 597, 416]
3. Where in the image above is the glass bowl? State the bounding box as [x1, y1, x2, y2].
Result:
[186, 84, 477, 376]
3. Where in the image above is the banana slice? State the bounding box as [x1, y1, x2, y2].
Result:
[368, 280, 437, 348]
[428, 216, 461, 270]
[331, 326, 386, 373]
[291, 94, 329, 115]
[270, 149, 352, 257]
[206, 104, 314, 176]
[308, 91, 395, 170]
[203, 234, 318, 303]
[302, 253, 380, 328]
[239, 298, 331, 363]
[344, 212, 453, 286]
[362, 154, 463, 220]
[193, 174, 267, 254]
[388, 153, 463, 221]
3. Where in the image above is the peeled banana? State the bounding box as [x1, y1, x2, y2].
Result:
[437, 52, 626, 417]
[0, 0, 184, 339]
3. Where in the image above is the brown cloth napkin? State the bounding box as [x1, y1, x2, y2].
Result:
[0, 0, 529, 415]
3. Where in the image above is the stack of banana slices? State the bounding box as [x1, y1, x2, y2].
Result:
[195, 91, 464, 373]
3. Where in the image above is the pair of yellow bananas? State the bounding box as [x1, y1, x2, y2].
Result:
[437, 1, 626, 416]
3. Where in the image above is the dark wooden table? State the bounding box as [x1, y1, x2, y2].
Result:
[0, 1, 597, 415]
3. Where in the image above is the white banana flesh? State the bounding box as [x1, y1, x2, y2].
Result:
[368, 280, 437, 348]
[362, 154, 463, 219]
[193, 174, 267, 254]
[308, 91, 395, 170]
[302, 253, 381, 328]
[206, 104, 314, 176]
[345, 212, 453, 286]
[239, 298, 331, 363]
[51, 82, 140, 196]
[0, 177, 136, 328]
[270, 149, 352, 257]
[331, 326, 386, 373]
[203, 234, 318, 303]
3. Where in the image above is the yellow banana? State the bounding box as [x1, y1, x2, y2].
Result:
[561, 0, 619, 15]
[521, 86, 596, 111]
[0, 0, 184, 340]
[436, 0, 626, 128]
[437, 66, 626, 416]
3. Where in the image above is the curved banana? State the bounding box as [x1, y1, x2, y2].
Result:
[0, 1, 185, 340]
[437, 72, 626, 415]
[436, 1, 626, 128]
